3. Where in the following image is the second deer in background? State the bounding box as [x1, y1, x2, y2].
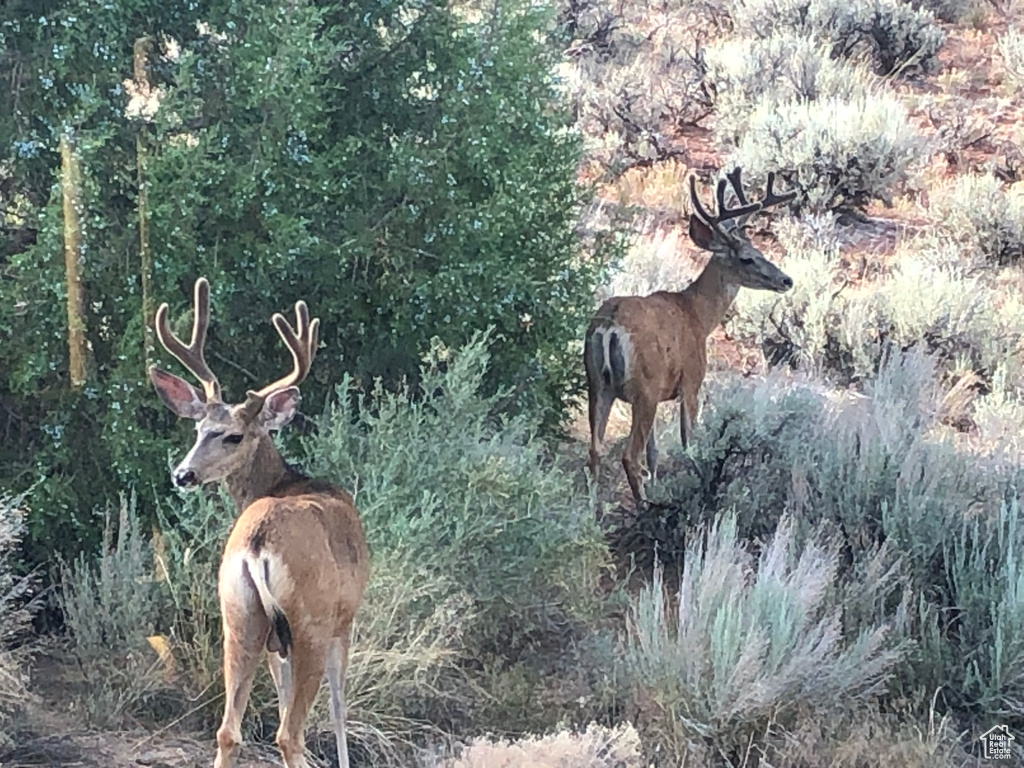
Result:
[585, 167, 797, 503]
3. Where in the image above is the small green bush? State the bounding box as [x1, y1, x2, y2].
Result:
[728, 0, 945, 75]
[930, 173, 1024, 265]
[726, 91, 928, 212]
[309, 332, 607, 660]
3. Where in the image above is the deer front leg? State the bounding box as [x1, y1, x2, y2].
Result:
[623, 398, 657, 503]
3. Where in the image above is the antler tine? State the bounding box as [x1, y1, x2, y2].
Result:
[247, 300, 320, 402]
[759, 171, 798, 210]
[688, 173, 716, 225]
[714, 175, 761, 225]
[154, 277, 221, 402]
[725, 167, 750, 206]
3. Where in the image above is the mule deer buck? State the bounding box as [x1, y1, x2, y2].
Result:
[585, 167, 797, 503]
[149, 277, 369, 768]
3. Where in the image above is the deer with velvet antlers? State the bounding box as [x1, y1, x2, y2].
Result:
[585, 166, 797, 503]
[148, 278, 369, 768]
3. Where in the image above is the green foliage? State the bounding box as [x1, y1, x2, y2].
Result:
[0, 0, 612, 566]
[727, 0, 945, 75]
[930, 173, 1024, 265]
[308, 332, 607, 661]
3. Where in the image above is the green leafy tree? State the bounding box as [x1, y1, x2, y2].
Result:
[0, 0, 614, 564]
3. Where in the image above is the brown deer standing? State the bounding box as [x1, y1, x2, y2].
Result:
[149, 277, 369, 768]
[585, 167, 797, 503]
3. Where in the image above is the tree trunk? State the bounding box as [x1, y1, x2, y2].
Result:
[134, 36, 156, 366]
[60, 130, 88, 389]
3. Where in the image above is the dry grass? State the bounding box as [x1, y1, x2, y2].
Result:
[423, 723, 642, 768]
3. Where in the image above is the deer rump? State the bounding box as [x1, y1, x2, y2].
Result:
[226, 546, 295, 658]
[586, 324, 631, 399]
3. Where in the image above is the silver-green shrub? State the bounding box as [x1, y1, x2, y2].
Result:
[999, 27, 1024, 92]
[930, 172, 1024, 265]
[706, 32, 882, 144]
[622, 513, 903, 762]
[559, 0, 718, 175]
[727, 0, 945, 75]
[640, 347, 1024, 741]
[729, 217, 1024, 390]
[727, 92, 929, 212]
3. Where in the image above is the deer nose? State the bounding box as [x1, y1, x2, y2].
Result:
[173, 468, 198, 488]
[779, 275, 794, 291]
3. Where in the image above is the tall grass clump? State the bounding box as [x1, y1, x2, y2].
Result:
[58, 492, 168, 727]
[0, 493, 35, 747]
[930, 172, 1024, 265]
[727, 0, 945, 75]
[727, 92, 928, 213]
[621, 513, 903, 764]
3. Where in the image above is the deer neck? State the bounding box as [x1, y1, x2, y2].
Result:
[224, 435, 300, 512]
[682, 256, 740, 339]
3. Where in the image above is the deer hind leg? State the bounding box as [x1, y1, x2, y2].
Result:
[680, 381, 699, 450]
[267, 651, 292, 726]
[325, 627, 353, 768]
[214, 608, 269, 768]
[587, 385, 616, 483]
[584, 333, 616, 484]
[276, 639, 327, 768]
[623, 398, 657, 503]
[645, 429, 659, 485]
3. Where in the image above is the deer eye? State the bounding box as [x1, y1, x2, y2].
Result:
[223, 434, 244, 445]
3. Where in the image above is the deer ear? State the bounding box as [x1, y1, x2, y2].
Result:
[149, 366, 207, 420]
[257, 387, 301, 431]
[688, 214, 717, 250]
